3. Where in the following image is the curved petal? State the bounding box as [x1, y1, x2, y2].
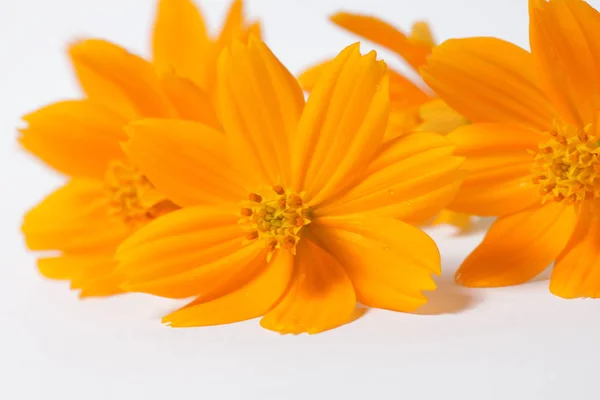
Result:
[456, 201, 577, 287]
[158, 72, 220, 129]
[117, 205, 267, 299]
[260, 238, 357, 334]
[313, 216, 440, 312]
[447, 123, 544, 216]
[152, 0, 210, 90]
[292, 43, 389, 205]
[125, 119, 244, 207]
[22, 179, 130, 253]
[69, 39, 174, 119]
[421, 37, 554, 130]
[162, 249, 293, 327]
[529, 0, 600, 127]
[218, 37, 304, 188]
[330, 12, 431, 71]
[38, 254, 122, 297]
[317, 132, 464, 224]
[550, 202, 600, 298]
[20, 100, 127, 179]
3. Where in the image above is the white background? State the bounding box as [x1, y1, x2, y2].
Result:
[1, 0, 600, 399]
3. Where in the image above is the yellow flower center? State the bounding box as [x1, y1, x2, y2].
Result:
[240, 185, 311, 260]
[105, 161, 175, 228]
[532, 122, 600, 204]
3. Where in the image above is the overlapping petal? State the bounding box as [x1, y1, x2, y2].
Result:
[117, 205, 265, 299]
[529, 0, 600, 127]
[125, 119, 244, 207]
[387, 69, 431, 112]
[330, 13, 432, 71]
[422, 37, 554, 130]
[218, 36, 304, 188]
[456, 202, 576, 287]
[158, 72, 220, 128]
[292, 43, 389, 205]
[447, 123, 544, 216]
[22, 179, 130, 253]
[260, 238, 357, 334]
[316, 132, 463, 223]
[163, 250, 292, 327]
[38, 254, 122, 297]
[415, 99, 469, 134]
[69, 39, 174, 119]
[313, 216, 439, 312]
[550, 202, 600, 298]
[152, 0, 210, 90]
[20, 100, 127, 179]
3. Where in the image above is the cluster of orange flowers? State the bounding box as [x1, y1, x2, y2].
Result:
[20, 0, 600, 334]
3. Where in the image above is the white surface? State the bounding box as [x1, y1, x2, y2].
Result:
[1, 1, 600, 399]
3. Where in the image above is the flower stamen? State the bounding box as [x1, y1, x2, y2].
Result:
[240, 185, 311, 260]
[532, 122, 600, 204]
[105, 160, 175, 228]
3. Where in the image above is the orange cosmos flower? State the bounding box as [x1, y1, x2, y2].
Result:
[117, 38, 465, 334]
[20, 0, 257, 296]
[421, 0, 600, 298]
[300, 12, 471, 232]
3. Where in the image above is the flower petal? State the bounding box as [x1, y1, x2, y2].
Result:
[125, 119, 244, 207]
[292, 43, 389, 205]
[330, 12, 431, 71]
[456, 202, 576, 287]
[313, 216, 439, 312]
[447, 123, 544, 216]
[550, 202, 600, 298]
[20, 100, 127, 179]
[158, 72, 220, 128]
[298, 59, 330, 92]
[430, 210, 474, 233]
[383, 69, 431, 140]
[117, 205, 267, 299]
[415, 98, 469, 134]
[388, 69, 431, 111]
[260, 238, 357, 334]
[217, 37, 304, 187]
[421, 37, 554, 130]
[152, 0, 210, 90]
[529, 0, 600, 126]
[22, 179, 130, 253]
[384, 108, 422, 140]
[316, 132, 464, 224]
[38, 254, 122, 297]
[409, 21, 435, 47]
[69, 39, 174, 119]
[299, 64, 428, 142]
[162, 249, 293, 327]
[299, 61, 429, 109]
[216, 0, 244, 47]
[240, 21, 262, 43]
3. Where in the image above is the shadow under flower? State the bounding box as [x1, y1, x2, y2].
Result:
[468, 216, 495, 235]
[415, 273, 479, 315]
